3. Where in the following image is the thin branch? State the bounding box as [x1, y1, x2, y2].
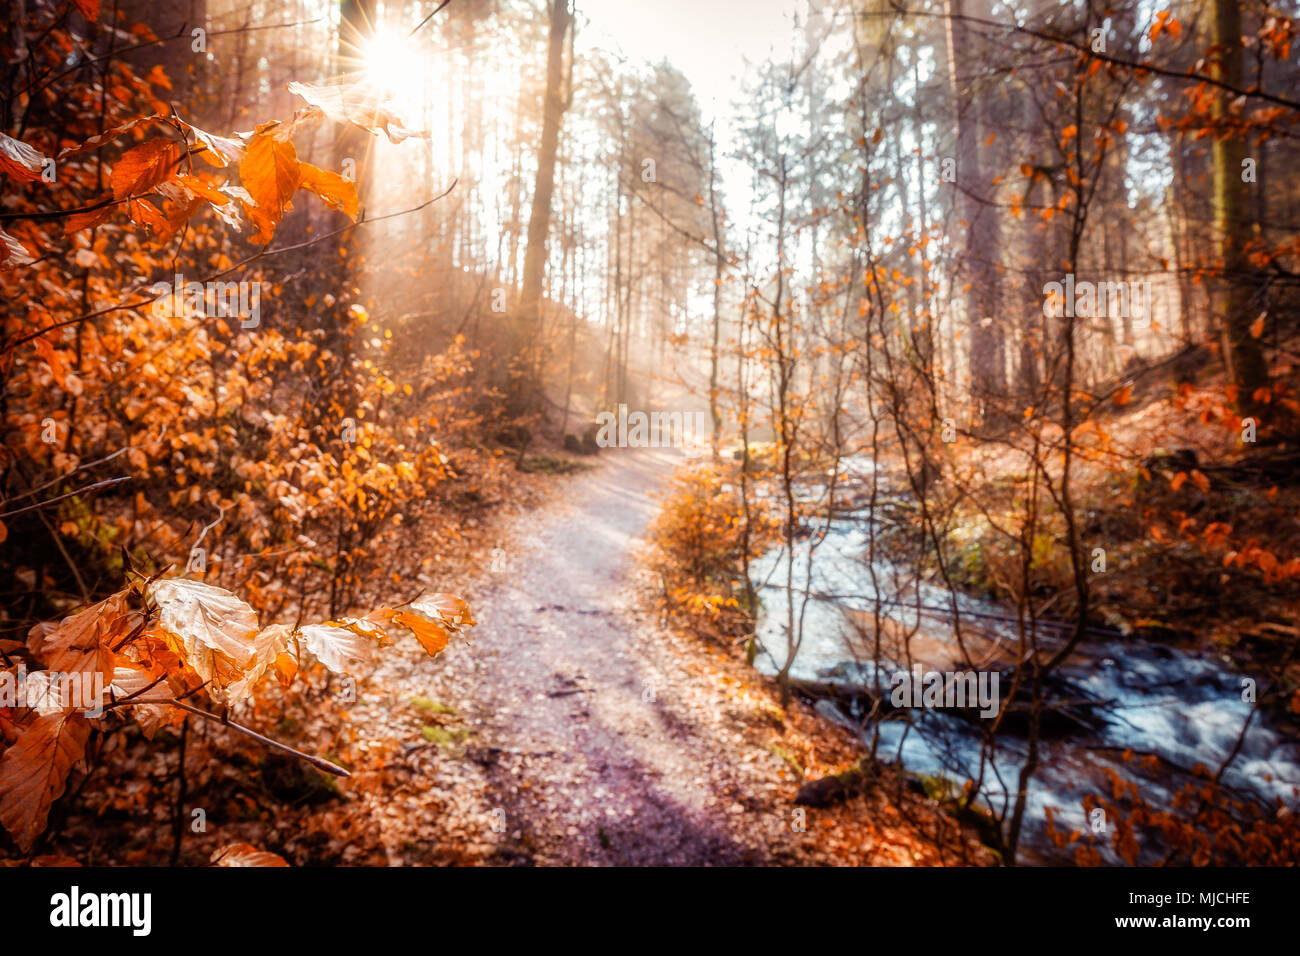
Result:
[408, 0, 454, 38]
[876, 2, 1300, 112]
[112, 697, 351, 777]
[0, 476, 133, 519]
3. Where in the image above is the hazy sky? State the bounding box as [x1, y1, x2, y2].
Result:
[575, 0, 801, 120]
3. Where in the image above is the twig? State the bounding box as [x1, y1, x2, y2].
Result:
[0, 476, 133, 519]
[3, 446, 129, 503]
[110, 697, 351, 777]
[409, 0, 454, 37]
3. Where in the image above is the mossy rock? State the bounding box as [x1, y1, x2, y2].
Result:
[793, 758, 872, 806]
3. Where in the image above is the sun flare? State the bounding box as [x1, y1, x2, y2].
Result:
[361, 26, 426, 102]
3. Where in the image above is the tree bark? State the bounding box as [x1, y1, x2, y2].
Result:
[514, 0, 572, 404]
[1210, 0, 1268, 411]
[944, 0, 1004, 406]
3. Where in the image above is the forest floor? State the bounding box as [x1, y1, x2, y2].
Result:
[332, 447, 988, 866]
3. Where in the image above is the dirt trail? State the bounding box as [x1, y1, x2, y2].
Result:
[451, 447, 775, 865]
[358, 447, 978, 867]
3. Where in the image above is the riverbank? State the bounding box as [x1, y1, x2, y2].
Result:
[651, 450, 1300, 865]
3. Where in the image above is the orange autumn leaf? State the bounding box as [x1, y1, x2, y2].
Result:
[297, 162, 359, 219]
[63, 205, 112, 235]
[144, 64, 172, 90]
[239, 132, 300, 243]
[183, 122, 246, 166]
[127, 196, 170, 237]
[0, 711, 92, 852]
[1249, 313, 1266, 338]
[0, 228, 36, 268]
[391, 610, 450, 656]
[272, 651, 298, 688]
[1190, 469, 1210, 493]
[34, 335, 65, 387]
[1112, 384, 1133, 406]
[211, 843, 289, 867]
[409, 592, 476, 629]
[111, 138, 180, 200]
[0, 132, 47, 183]
[176, 174, 231, 205]
[29, 590, 134, 686]
[1169, 471, 1188, 492]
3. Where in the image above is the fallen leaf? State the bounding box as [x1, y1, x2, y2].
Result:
[211, 843, 289, 867]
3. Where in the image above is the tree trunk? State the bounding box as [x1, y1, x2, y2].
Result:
[1210, 0, 1268, 412]
[944, 0, 1004, 406]
[513, 0, 572, 405]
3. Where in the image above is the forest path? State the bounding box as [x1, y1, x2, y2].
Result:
[363, 446, 968, 867]
[449, 446, 778, 865]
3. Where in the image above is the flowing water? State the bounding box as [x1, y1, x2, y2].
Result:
[750, 503, 1300, 863]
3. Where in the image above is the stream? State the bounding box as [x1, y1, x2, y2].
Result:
[749, 502, 1300, 864]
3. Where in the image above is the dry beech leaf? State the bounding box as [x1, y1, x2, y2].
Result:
[239, 132, 300, 243]
[386, 593, 475, 657]
[410, 593, 476, 629]
[287, 80, 423, 143]
[0, 711, 92, 852]
[391, 610, 449, 656]
[111, 138, 180, 200]
[0, 132, 47, 183]
[211, 843, 289, 867]
[148, 578, 260, 693]
[58, 114, 160, 159]
[272, 651, 298, 688]
[298, 162, 359, 219]
[171, 119, 248, 167]
[298, 622, 377, 675]
[63, 206, 112, 235]
[29, 591, 133, 688]
[108, 665, 179, 739]
[222, 623, 293, 705]
[175, 174, 231, 205]
[0, 229, 36, 268]
[127, 197, 170, 237]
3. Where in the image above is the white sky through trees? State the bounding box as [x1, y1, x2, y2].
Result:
[574, 0, 811, 310]
[577, 0, 798, 120]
